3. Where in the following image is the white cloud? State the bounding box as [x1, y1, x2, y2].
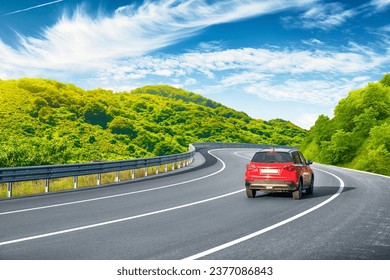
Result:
[184, 78, 197, 86]
[222, 72, 274, 86]
[301, 38, 324, 46]
[197, 41, 226, 52]
[370, 0, 390, 10]
[294, 113, 321, 130]
[91, 43, 389, 109]
[99, 44, 389, 83]
[282, 2, 356, 30]
[0, 0, 315, 78]
[244, 78, 363, 105]
[284, 0, 390, 31]
[380, 24, 390, 32]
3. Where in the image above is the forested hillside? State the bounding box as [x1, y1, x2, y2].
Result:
[0, 78, 305, 167]
[301, 74, 390, 176]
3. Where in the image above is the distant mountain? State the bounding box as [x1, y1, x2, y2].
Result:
[301, 74, 390, 176]
[0, 78, 305, 167]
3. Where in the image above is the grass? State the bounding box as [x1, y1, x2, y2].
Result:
[0, 183, 7, 198]
[0, 160, 190, 199]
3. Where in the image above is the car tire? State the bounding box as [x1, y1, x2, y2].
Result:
[246, 187, 256, 198]
[292, 180, 303, 200]
[306, 177, 314, 195]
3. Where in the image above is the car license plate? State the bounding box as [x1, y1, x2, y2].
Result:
[260, 169, 278, 174]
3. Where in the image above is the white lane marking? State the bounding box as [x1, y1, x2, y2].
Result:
[0, 150, 236, 246]
[320, 164, 390, 179]
[234, 151, 252, 160]
[183, 166, 345, 260]
[0, 189, 243, 247]
[234, 151, 256, 160]
[0, 150, 225, 216]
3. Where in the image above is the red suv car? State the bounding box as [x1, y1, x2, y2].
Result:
[245, 148, 314, 199]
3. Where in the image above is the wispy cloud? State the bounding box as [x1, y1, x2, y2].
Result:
[100, 44, 389, 80]
[0, 0, 315, 72]
[380, 24, 390, 32]
[282, 2, 356, 30]
[369, 0, 390, 11]
[93, 43, 389, 105]
[244, 78, 366, 104]
[301, 38, 324, 46]
[283, 0, 390, 30]
[2, 0, 65, 17]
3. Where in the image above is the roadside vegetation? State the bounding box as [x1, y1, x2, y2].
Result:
[0, 78, 305, 168]
[301, 74, 390, 176]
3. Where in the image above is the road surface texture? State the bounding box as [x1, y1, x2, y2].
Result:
[1, 148, 389, 259]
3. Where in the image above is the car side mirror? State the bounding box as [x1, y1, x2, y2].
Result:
[307, 160, 313, 165]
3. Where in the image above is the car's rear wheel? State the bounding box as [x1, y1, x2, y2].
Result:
[306, 177, 314, 195]
[246, 187, 256, 198]
[292, 180, 303, 200]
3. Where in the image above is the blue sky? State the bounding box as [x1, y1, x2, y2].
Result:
[0, 0, 389, 129]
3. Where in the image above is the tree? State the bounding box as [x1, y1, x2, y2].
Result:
[108, 117, 137, 138]
[83, 103, 112, 128]
[379, 73, 390, 87]
[38, 107, 55, 124]
[311, 115, 334, 145]
[321, 130, 357, 164]
[369, 123, 390, 151]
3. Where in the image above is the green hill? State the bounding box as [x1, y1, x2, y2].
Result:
[301, 74, 390, 176]
[0, 78, 305, 167]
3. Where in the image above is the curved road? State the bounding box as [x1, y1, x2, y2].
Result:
[0, 148, 389, 259]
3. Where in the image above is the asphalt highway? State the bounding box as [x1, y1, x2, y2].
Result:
[0, 148, 389, 260]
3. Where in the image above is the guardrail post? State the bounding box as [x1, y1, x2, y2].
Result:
[172, 163, 175, 171]
[8, 182, 12, 198]
[132, 169, 135, 179]
[115, 171, 120, 182]
[145, 167, 148, 177]
[45, 179, 50, 193]
[155, 166, 159, 175]
[74, 176, 78, 189]
[165, 164, 168, 173]
[97, 173, 101, 185]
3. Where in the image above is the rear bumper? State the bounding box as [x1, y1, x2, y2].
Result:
[245, 180, 298, 192]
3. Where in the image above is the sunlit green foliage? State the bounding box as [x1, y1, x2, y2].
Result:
[0, 78, 305, 167]
[301, 74, 390, 175]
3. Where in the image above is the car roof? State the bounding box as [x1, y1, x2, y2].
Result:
[256, 147, 298, 153]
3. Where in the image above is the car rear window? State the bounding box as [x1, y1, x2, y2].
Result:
[251, 152, 292, 163]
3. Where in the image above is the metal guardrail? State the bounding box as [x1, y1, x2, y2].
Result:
[0, 142, 295, 198]
[0, 150, 195, 198]
[191, 142, 297, 150]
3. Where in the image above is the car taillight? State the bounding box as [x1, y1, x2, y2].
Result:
[246, 163, 257, 171]
[283, 164, 295, 172]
